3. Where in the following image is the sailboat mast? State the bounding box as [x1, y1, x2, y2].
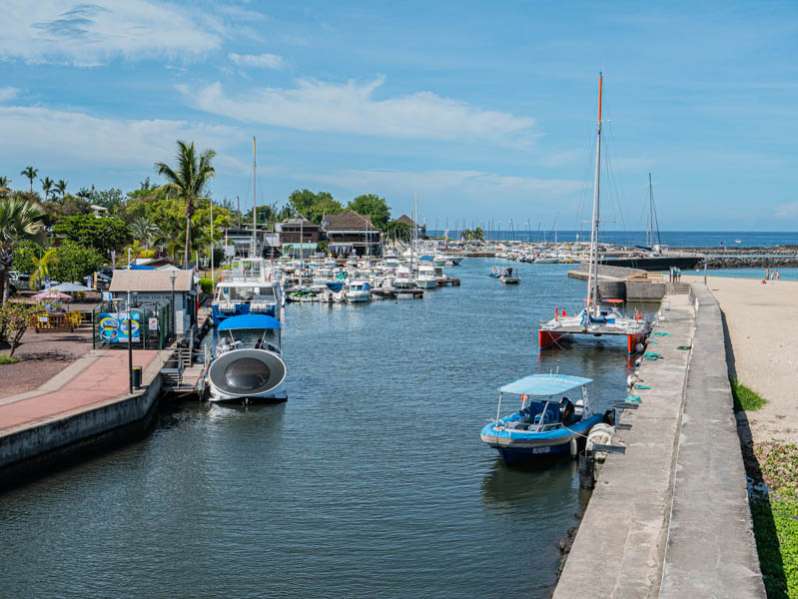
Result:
[586, 72, 603, 315]
[251, 136, 257, 258]
[648, 172, 661, 249]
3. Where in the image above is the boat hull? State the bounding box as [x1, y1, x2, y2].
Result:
[481, 414, 603, 465]
[207, 348, 287, 403]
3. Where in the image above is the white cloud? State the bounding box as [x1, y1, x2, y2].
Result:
[0, 87, 18, 102]
[0, 105, 246, 172]
[1, 0, 220, 66]
[305, 169, 587, 199]
[228, 52, 284, 69]
[774, 202, 798, 218]
[182, 77, 536, 143]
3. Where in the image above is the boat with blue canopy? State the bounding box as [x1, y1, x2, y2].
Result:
[206, 314, 287, 403]
[480, 374, 605, 465]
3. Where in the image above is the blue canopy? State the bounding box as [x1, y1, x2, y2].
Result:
[218, 314, 281, 331]
[499, 374, 592, 396]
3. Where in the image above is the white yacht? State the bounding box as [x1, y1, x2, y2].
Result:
[416, 263, 438, 289]
[346, 280, 372, 303]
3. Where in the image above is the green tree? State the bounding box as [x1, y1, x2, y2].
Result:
[49, 241, 104, 284]
[385, 219, 413, 242]
[129, 217, 162, 248]
[348, 194, 391, 230]
[0, 197, 46, 304]
[29, 247, 58, 290]
[53, 213, 130, 256]
[55, 179, 68, 199]
[20, 166, 37, 193]
[11, 240, 43, 275]
[0, 302, 35, 357]
[40, 176, 54, 201]
[288, 189, 343, 224]
[0, 177, 10, 194]
[155, 140, 216, 268]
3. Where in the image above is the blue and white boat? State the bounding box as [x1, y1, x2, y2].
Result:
[480, 374, 604, 465]
[206, 314, 287, 403]
[211, 258, 283, 323]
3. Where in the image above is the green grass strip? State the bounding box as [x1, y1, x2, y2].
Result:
[0, 355, 19, 365]
[751, 494, 798, 598]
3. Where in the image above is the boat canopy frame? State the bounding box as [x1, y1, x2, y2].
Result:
[494, 374, 592, 426]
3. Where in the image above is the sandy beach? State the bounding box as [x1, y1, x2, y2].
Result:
[689, 275, 798, 443]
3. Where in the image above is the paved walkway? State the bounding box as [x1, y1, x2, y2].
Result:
[0, 350, 163, 436]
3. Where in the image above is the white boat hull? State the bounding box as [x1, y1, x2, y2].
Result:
[206, 348, 287, 402]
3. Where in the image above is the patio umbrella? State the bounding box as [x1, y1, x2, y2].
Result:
[50, 282, 93, 293]
[33, 290, 73, 302]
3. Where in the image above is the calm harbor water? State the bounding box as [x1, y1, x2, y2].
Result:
[1, 260, 633, 598]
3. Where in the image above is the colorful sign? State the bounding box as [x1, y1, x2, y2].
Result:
[98, 311, 141, 343]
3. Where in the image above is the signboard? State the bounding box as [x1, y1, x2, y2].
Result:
[98, 311, 141, 343]
[148, 317, 159, 331]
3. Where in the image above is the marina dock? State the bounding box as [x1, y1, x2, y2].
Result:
[554, 286, 764, 597]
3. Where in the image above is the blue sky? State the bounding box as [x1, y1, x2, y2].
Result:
[1, 1, 797, 230]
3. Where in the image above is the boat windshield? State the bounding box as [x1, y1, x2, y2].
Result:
[217, 285, 275, 302]
[217, 328, 279, 353]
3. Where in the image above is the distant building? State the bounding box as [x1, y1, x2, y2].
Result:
[396, 214, 427, 239]
[90, 204, 109, 218]
[321, 211, 382, 257]
[277, 218, 320, 258]
[223, 227, 280, 259]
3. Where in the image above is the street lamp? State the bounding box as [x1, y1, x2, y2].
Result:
[170, 270, 177, 339]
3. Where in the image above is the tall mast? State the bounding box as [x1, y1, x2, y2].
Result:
[648, 172, 661, 249]
[251, 136, 257, 258]
[585, 72, 603, 315]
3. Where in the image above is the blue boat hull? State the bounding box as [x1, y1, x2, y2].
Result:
[481, 414, 603, 466]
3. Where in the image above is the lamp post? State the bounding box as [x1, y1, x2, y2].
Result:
[170, 270, 177, 340]
[127, 288, 133, 393]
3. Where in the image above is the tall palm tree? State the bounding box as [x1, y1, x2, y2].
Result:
[155, 140, 216, 268]
[55, 179, 68, 199]
[0, 197, 46, 304]
[20, 166, 37, 193]
[40, 177, 54, 201]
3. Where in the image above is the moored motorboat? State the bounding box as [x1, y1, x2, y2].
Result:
[499, 267, 520, 285]
[480, 374, 604, 465]
[207, 314, 287, 403]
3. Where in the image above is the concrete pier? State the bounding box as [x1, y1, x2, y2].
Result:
[0, 349, 171, 483]
[554, 287, 764, 598]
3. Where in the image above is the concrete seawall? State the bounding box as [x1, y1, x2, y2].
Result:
[554, 286, 764, 598]
[0, 351, 168, 486]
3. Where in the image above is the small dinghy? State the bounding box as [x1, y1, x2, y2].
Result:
[480, 374, 604, 465]
[499, 267, 520, 285]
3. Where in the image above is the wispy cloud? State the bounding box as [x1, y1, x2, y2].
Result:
[182, 77, 536, 144]
[0, 104, 246, 172]
[304, 169, 587, 199]
[228, 52, 284, 69]
[0, 87, 18, 102]
[1, 0, 220, 66]
[774, 202, 798, 219]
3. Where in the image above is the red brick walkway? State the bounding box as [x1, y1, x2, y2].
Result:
[0, 350, 161, 434]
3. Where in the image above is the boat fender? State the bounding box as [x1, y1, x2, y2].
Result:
[570, 437, 578, 458]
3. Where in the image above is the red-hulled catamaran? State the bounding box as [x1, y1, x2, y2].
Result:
[538, 73, 650, 354]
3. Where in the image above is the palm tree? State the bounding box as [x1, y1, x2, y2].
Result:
[0, 197, 46, 304]
[29, 247, 58, 290]
[0, 177, 10, 192]
[20, 166, 37, 193]
[129, 217, 162, 249]
[55, 179, 68, 199]
[155, 140, 216, 268]
[40, 177, 54, 201]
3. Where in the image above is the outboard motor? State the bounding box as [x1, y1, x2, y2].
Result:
[208, 349, 287, 399]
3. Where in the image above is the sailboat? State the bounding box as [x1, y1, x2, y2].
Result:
[207, 136, 288, 402]
[538, 73, 651, 354]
